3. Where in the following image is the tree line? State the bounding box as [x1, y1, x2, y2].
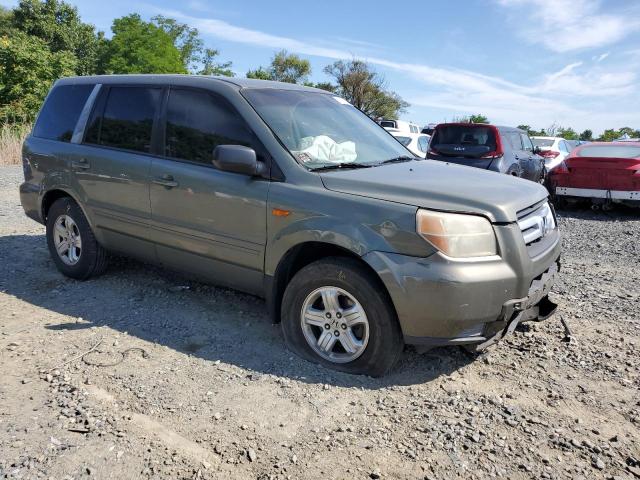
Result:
[0, 0, 407, 124]
[461, 115, 639, 142]
[0, 0, 636, 140]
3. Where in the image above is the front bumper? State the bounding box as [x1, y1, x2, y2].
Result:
[363, 222, 561, 346]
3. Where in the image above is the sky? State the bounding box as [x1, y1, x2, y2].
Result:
[3, 0, 639, 135]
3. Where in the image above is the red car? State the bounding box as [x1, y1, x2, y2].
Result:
[549, 142, 640, 209]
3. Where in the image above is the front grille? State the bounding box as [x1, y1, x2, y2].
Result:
[517, 201, 557, 247]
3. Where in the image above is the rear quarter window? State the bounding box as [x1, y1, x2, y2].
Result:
[32, 84, 94, 142]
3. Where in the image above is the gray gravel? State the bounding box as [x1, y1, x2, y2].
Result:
[1, 165, 638, 479]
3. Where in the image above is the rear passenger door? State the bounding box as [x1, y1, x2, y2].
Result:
[520, 133, 543, 181]
[74, 85, 162, 261]
[149, 87, 269, 294]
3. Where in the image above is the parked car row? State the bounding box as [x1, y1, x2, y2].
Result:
[380, 119, 639, 210]
[21, 76, 561, 376]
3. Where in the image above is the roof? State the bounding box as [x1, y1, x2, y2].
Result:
[56, 74, 330, 93]
[435, 122, 522, 132]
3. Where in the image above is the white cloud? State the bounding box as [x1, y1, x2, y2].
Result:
[151, 6, 639, 133]
[496, 0, 640, 52]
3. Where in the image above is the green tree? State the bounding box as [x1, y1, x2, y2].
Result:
[7, 0, 105, 76]
[469, 114, 489, 124]
[323, 59, 408, 119]
[269, 50, 310, 83]
[557, 126, 578, 140]
[247, 50, 311, 84]
[618, 126, 640, 139]
[579, 129, 593, 141]
[151, 15, 233, 76]
[246, 66, 271, 80]
[597, 129, 620, 142]
[0, 30, 76, 122]
[105, 14, 185, 74]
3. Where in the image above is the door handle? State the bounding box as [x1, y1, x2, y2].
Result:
[71, 159, 90, 170]
[153, 174, 179, 188]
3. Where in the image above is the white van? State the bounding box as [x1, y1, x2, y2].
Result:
[379, 119, 421, 134]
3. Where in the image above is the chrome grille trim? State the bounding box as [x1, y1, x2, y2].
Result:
[517, 201, 556, 246]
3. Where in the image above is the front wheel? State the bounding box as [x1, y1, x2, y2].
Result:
[281, 257, 403, 377]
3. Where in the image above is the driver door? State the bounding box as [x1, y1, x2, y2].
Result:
[149, 87, 270, 295]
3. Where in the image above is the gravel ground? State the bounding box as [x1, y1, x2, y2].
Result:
[1, 164, 638, 480]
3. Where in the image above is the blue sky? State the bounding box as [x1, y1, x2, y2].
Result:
[3, 0, 639, 134]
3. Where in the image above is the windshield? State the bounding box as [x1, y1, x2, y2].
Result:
[394, 136, 412, 146]
[532, 138, 554, 147]
[242, 89, 410, 169]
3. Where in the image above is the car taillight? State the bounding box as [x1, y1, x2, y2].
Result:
[428, 148, 439, 156]
[540, 150, 559, 158]
[480, 151, 502, 159]
[552, 160, 569, 174]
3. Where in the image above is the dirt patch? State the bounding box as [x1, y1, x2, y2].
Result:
[1, 165, 638, 479]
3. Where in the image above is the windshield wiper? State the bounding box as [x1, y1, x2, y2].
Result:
[381, 155, 417, 164]
[310, 162, 373, 172]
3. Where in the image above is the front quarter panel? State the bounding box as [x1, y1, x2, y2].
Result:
[264, 178, 436, 276]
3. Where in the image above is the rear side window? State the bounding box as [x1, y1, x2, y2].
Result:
[32, 84, 93, 142]
[164, 88, 254, 164]
[578, 145, 640, 158]
[84, 86, 161, 153]
[505, 132, 522, 150]
[380, 120, 396, 129]
[418, 136, 429, 152]
[520, 134, 533, 152]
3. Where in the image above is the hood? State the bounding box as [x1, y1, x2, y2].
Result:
[319, 160, 548, 223]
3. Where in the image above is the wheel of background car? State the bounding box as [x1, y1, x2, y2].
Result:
[506, 165, 522, 177]
[280, 257, 403, 377]
[46, 197, 108, 280]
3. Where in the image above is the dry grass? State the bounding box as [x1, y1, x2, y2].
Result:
[0, 123, 30, 166]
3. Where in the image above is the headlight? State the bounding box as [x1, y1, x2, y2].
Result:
[416, 209, 497, 258]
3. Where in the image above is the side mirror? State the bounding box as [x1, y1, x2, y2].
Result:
[533, 146, 542, 155]
[212, 145, 266, 176]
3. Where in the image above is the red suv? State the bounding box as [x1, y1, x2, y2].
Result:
[427, 123, 546, 183]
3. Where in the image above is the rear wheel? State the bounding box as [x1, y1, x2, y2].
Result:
[46, 197, 108, 280]
[281, 257, 403, 377]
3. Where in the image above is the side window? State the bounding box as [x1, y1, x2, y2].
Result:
[165, 88, 255, 164]
[84, 86, 161, 154]
[32, 84, 94, 142]
[506, 132, 522, 150]
[561, 141, 569, 153]
[520, 133, 533, 152]
[418, 136, 428, 152]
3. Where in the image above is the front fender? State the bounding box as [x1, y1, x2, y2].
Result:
[264, 181, 435, 276]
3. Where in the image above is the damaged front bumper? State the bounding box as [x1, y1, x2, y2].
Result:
[466, 262, 559, 352]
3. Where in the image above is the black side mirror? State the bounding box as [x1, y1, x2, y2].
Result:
[533, 146, 542, 155]
[212, 145, 266, 176]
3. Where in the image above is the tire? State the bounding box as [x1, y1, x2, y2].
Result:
[281, 257, 403, 377]
[506, 165, 522, 177]
[46, 197, 108, 280]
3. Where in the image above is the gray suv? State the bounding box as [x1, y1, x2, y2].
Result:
[20, 75, 560, 376]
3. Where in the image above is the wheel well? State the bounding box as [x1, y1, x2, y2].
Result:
[268, 242, 389, 324]
[41, 190, 71, 221]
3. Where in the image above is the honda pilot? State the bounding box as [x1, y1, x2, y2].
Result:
[20, 75, 560, 376]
